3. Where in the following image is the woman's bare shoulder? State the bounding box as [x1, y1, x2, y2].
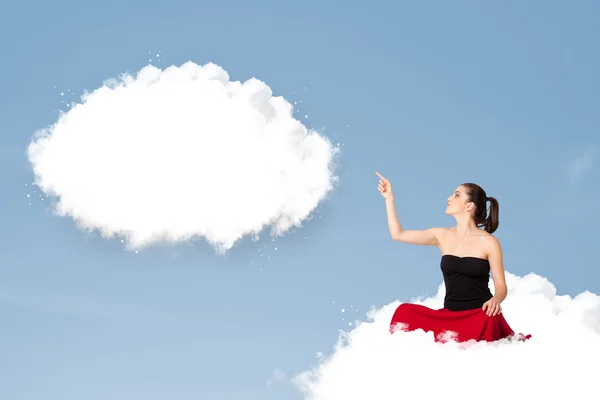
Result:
[431, 226, 453, 236]
[481, 233, 502, 251]
[431, 227, 453, 244]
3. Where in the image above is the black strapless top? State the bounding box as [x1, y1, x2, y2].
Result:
[440, 255, 493, 311]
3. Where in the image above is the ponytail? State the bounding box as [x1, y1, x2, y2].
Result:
[484, 196, 499, 234]
[461, 183, 500, 234]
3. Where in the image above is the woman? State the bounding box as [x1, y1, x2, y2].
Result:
[376, 172, 530, 343]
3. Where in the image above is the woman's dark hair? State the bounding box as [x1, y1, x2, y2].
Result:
[461, 183, 499, 234]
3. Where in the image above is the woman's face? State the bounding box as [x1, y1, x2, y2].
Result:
[446, 186, 471, 215]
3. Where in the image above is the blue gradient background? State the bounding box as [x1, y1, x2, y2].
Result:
[1, 1, 598, 399]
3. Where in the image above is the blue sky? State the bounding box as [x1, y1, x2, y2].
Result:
[1, 1, 599, 399]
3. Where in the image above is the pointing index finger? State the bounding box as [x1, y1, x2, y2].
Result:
[375, 172, 386, 181]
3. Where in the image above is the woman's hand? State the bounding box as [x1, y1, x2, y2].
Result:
[482, 297, 502, 317]
[376, 172, 393, 199]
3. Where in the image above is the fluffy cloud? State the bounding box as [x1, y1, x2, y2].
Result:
[565, 145, 598, 187]
[27, 62, 338, 253]
[293, 272, 600, 399]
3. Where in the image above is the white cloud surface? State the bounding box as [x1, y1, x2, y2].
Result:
[565, 145, 598, 186]
[293, 272, 600, 399]
[27, 62, 338, 252]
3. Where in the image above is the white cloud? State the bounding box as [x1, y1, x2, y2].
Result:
[565, 145, 597, 186]
[292, 272, 600, 399]
[266, 368, 287, 388]
[27, 62, 338, 253]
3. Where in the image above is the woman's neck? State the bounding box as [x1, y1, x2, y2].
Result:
[454, 217, 481, 236]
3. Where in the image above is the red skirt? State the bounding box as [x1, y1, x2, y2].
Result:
[389, 303, 531, 343]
